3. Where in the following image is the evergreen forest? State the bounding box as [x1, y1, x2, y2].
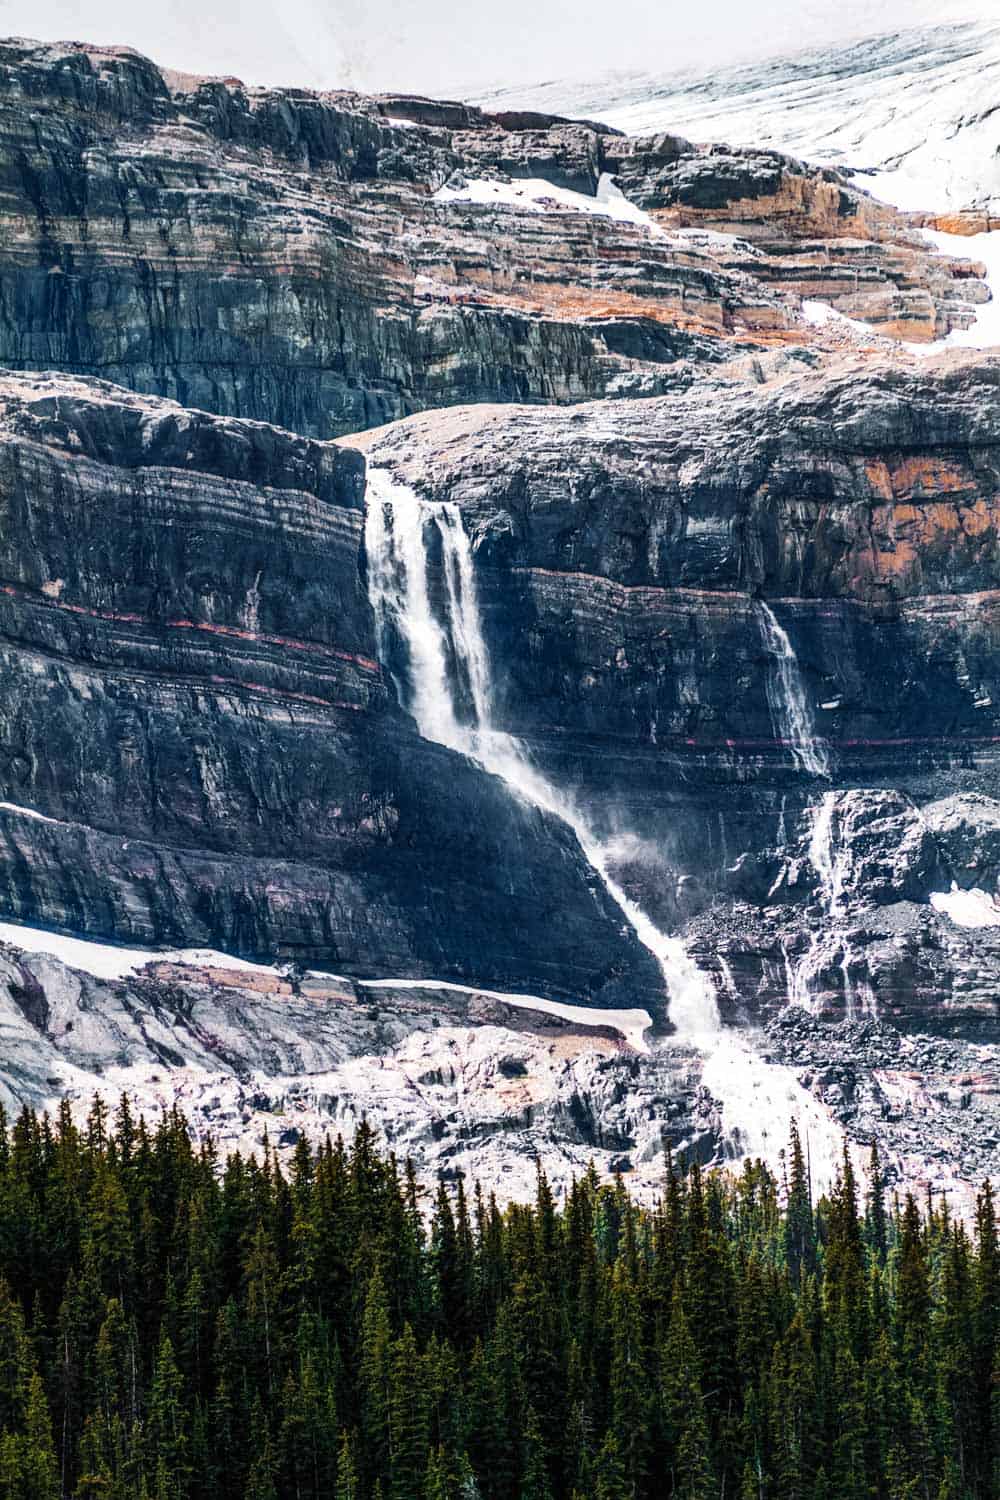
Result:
[0, 1100, 995, 1500]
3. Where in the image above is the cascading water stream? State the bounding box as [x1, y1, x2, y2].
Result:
[757, 601, 829, 777]
[365, 467, 857, 1174]
[788, 790, 877, 1021]
[757, 604, 876, 1017]
[809, 789, 845, 916]
[365, 467, 721, 1038]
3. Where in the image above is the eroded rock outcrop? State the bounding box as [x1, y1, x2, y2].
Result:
[607, 137, 988, 339]
[0, 925, 993, 1216]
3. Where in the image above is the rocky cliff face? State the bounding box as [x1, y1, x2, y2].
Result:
[361, 354, 1000, 1037]
[605, 138, 987, 338]
[362, 356, 1000, 766]
[0, 34, 996, 1213]
[0, 372, 657, 1005]
[0, 37, 986, 439]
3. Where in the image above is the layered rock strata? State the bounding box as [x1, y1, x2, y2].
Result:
[0, 36, 987, 444]
[605, 137, 989, 338]
[360, 353, 1000, 1035]
[0, 372, 657, 1004]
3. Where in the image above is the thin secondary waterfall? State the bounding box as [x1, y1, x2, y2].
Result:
[365, 467, 721, 1037]
[809, 789, 845, 916]
[787, 791, 877, 1021]
[757, 601, 829, 777]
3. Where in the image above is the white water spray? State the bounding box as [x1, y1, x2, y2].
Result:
[757, 601, 829, 778]
[364, 470, 853, 1178]
[365, 467, 721, 1037]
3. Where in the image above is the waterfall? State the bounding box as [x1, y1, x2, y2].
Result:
[808, 789, 846, 916]
[364, 466, 721, 1038]
[786, 791, 877, 1021]
[757, 601, 829, 777]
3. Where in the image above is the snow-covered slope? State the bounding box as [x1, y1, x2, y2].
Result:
[477, 21, 1000, 216]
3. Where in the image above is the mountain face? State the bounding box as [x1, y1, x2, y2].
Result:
[0, 34, 997, 1210]
[0, 372, 653, 1005]
[478, 20, 1000, 217]
[0, 33, 988, 437]
[360, 359, 1000, 1028]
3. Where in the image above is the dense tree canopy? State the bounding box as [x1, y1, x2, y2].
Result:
[0, 1101, 994, 1499]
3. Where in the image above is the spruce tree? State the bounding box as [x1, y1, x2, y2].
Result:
[389, 1323, 429, 1500]
[783, 1121, 815, 1286]
[145, 1334, 188, 1499]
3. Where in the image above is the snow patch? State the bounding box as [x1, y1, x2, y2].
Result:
[803, 232, 1000, 355]
[673, 226, 747, 250]
[594, 171, 666, 236]
[0, 920, 290, 981]
[480, 23, 1000, 218]
[917, 228, 1000, 350]
[434, 173, 666, 238]
[0, 800, 61, 826]
[357, 977, 653, 1052]
[801, 299, 877, 336]
[930, 883, 1000, 928]
[0, 916, 652, 1052]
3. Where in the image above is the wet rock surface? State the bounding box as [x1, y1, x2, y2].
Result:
[764, 1009, 998, 1209]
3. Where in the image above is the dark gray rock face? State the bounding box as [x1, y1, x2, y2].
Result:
[0, 371, 659, 1006]
[0, 40, 748, 438]
[364, 359, 1000, 765]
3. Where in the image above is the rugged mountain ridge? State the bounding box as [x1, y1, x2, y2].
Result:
[479, 20, 1000, 217]
[0, 35, 987, 441]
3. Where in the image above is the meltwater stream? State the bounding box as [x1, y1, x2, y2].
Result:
[784, 791, 878, 1021]
[365, 468, 721, 1037]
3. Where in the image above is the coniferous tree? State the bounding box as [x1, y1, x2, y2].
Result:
[145, 1334, 188, 1499]
[783, 1122, 815, 1287]
[360, 1271, 393, 1492]
[335, 1431, 362, 1500]
[389, 1323, 429, 1500]
[17, 1372, 59, 1500]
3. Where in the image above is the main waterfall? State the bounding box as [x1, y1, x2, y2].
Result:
[365, 467, 721, 1037]
[757, 601, 830, 777]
